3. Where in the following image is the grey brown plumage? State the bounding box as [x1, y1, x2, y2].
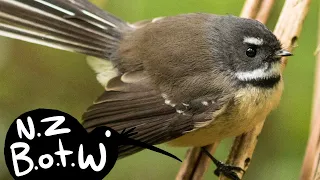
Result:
[0, 0, 288, 159]
[82, 84, 230, 157]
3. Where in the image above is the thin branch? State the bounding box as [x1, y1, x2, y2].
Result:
[219, 0, 311, 180]
[311, 7, 320, 130]
[316, 164, 320, 180]
[219, 123, 265, 180]
[315, 44, 320, 56]
[176, 143, 220, 180]
[300, 4, 320, 180]
[240, 0, 262, 19]
[273, 0, 312, 69]
[255, 0, 275, 23]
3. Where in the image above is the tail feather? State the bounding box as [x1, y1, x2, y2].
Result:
[0, 0, 131, 59]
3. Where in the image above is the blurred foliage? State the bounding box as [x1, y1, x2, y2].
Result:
[0, 0, 318, 180]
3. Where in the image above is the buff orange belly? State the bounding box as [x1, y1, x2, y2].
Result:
[167, 80, 283, 147]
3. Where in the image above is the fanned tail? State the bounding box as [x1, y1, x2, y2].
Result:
[0, 0, 132, 59]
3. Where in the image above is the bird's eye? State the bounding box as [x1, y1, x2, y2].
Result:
[246, 47, 257, 57]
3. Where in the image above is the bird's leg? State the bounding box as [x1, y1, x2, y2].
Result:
[201, 147, 245, 180]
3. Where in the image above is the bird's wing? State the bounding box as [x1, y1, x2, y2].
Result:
[0, 0, 131, 59]
[82, 71, 232, 158]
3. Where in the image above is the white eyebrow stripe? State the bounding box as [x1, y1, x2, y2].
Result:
[243, 37, 264, 45]
[235, 63, 281, 81]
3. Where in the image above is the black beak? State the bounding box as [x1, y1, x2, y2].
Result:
[275, 49, 293, 57]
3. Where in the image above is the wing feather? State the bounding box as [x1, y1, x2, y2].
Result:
[82, 74, 231, 158]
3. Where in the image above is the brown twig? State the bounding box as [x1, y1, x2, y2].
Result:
[176, 1, 264, 180]
[240, 0, 262, 19]
[255, 0, 275, 23]
[273, 0, 312, 69]
[219, 122, 265, 180]
[219, 0, 311, 179]
[300, 4, 320, 180]
[176, 143, 220, 180]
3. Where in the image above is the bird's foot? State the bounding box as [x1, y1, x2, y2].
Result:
[213, 161, 244, 180]
[201, 147, 245, 180]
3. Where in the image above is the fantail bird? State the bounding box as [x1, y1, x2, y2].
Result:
[0, 0, 292, 178]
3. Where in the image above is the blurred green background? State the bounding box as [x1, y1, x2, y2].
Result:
[0, 0, 318, 179]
